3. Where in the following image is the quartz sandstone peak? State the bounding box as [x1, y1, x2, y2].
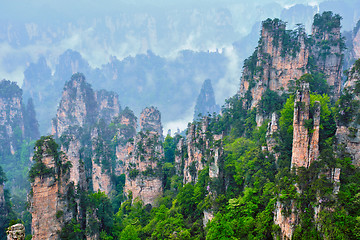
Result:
[194, 79, 220, 120]
[335, 60, 360, 165]
[52, 72, 121, 138]
[124, 127, 164, 205]
[140, 106, 163, 137]
[239, 12, 343, 112]
[29, 137, 72, 240]
[52, 73, 97, 137]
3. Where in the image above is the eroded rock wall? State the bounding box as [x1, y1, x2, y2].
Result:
[29, 138, 72, 240]
[239, 12, 343, 111]
[336, 61, 360, 164]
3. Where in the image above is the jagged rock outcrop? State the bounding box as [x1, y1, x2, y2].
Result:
[274, 82, 321, 239]
[22, 56, 53, 134]
[274, 201, 298, 240]
[123, 107, 164, 205]
[266, 112, 279, 160]
[114, 107, 137, 175]
[311, 12, 343, 97]
[239, 12, 343, 112]
[336, 60, 360, 164]
[179, 117, 223, 184]
[291, 82, 321, 169]
[0, 80, 25, 155]
[344, 20, 360, 70]
[91, 126, 113, 195]
[6, 223, 25, 240]
[193, 79, 220, 120]
[29, 137, 72, 240]
[60, 130, 86, 189]
[52, 73, 121, 138]
[95, 89, 121, 124]
[51, 73, 97, 138]
[139, 107, 163, 137]
[123, 131, 163, 205]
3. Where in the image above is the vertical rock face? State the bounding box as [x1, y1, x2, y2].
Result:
[266, 112, 279, 160]
[6, 223, 25, 240]
[0, 80, 25, 155]
[52, 72, 122, 138]
[311, 12, 343, 97]
[291, 82, 310, 169]
[91, 127, 113, 195]
[114, 108, 137, 175]
[140, 107, 163, 137]
[343, 20, 360, 71]
[22, 56, 53, 134]
[95, 89, 121, 124]
[275, 82, 322, 239]
[29, 137, 72, 240]
[181, 117, 223, 184]
[121, 107, 164, 205]
[239, 18, 309, 109]
[52, 73, 97, 138]
[336, 60, 360, 165]
[123, 131, 164, 205]
[60, 130, 86, 189]
[239, 12, 344, 110]
[193, 79, 220, 120]
[274, 201, 298, 240]
[291, 82, 321, 169]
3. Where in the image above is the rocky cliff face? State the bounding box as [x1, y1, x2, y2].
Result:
[95, 89, 121, 124]
[52, 73, 121, 138]
[239, 12, 344, 112]
[336, 60, 360, 165]
[0, 80, 25, 155]
[123, 107, 164, 205]
[311, 12, 343, 97]
[344, 20, 360, 70]
[51, 73, 97, 138]
[139, 107, 163, 137]
[291, 82, 320, 169]
[193, 79, 220, 120]
[91, 126, 113, 195]
[29, 137, 73, 240]
[60, 129, 86, 190]
[178, 117, 223, 184]
[114, 107, 137, 175]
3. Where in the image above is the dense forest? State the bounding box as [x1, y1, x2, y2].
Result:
[0, 11, 360, 240]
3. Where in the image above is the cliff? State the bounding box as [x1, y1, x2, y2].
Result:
[95, 89, 121, 124]
[139, 106, 163, 137]
[91, 126, 113, 195]
[291, 82, 320, 169]
[335, 59, 360, 165]
[194, 79, 220, 120]
[123, 107, 164, 205]
[0, 80, 25, 155]
[311, 12, 343, 96]
[239, 12, 344, 114]
[344, 20, 360, 70]
[178, 117, 223, 184]
[51, 73, 97, 138]
[29, 136, 73, 240]
[52, 73, 121, 138]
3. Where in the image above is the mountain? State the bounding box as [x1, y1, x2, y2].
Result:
[193, 79, 220, 120]
[7, 10, 360, 240]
